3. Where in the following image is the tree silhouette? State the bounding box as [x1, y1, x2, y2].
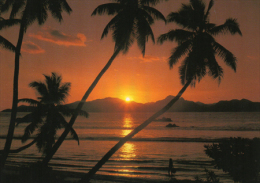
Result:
[42, 0, 166, 166]
[0, 0, 72, 172]
[205, 138, 260, 182]
[79, 0, 242, 182]
[16, 73, 88, 154]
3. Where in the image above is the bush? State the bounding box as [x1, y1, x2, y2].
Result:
[204, 137, 260, 182]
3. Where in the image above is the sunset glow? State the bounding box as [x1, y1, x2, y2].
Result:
[125, 97, 131, 102]
[0, 0, 259, 111]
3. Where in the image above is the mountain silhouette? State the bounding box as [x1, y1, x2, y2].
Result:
[2, 96, 260, 112]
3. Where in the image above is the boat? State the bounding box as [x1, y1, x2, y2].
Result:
[166, 123, 179, 128]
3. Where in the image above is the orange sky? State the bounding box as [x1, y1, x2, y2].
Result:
[0, 0, 259, 111]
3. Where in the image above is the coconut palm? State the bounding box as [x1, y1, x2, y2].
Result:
[42, 0, 166, 166]
[16, 73, 88, 154]
[79, 0, 242, 181]
[0, 0, 72, 170]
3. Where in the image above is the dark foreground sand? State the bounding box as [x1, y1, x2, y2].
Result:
[2, 164, 195, 183]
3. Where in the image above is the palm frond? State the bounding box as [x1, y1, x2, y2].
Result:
[207, 54, 224, 83]
[0, 18, 21, 30]
[57, 105, 88, 118]
[142, 5, 166, 22]
[2, 0, 25, 19]
[101, 13, 120, 39]
[0, 35, 16, 52]
[213, 41, 237, 72]
[29, 81, 48, 97]
[48, 0, 72, 21]
[113, 13, 135, 54]
[169, 39, 192, 68]
[18, 98, 39, 105]
[136, 11, 155, 55]
[209, 18, 242, 36]
[92, 3, 122, 16]
[140, 0, 164, 6]
[205, 0, 214, 20]
[157, 29, 194, 44]
[58, 114, 79, 145]
[21, 116, 42, 143]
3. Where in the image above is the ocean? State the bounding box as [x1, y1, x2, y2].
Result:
[0, 112, 260, 182]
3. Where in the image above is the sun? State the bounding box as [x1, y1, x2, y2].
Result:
[125, 97, 131, 102]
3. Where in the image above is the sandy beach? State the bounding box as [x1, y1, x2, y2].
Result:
[2, 163, 196, 183]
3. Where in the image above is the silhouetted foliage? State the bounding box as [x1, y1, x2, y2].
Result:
[0, 0, 72, 170]
[195, 168, 220, 183]
[158, 0, 242, 86]
[205, 137, 260, 182]
[17, 73, 88, 154]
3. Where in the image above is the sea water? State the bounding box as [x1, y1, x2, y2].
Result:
[0, 112, 259, 182]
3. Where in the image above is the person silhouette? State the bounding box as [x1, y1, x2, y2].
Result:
[168, 158, 176, 176]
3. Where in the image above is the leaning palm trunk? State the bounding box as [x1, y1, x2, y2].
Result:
[0, 20, 25, 173]
[79, 79, 192, 183]
[42, 48, 121, 166]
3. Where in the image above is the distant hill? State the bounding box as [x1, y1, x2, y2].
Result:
[2, 96, 260, 112]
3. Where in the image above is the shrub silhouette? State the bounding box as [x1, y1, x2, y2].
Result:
[205, 137, 260, 182]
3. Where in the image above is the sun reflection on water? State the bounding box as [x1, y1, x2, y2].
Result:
[119, 113, 136, 161]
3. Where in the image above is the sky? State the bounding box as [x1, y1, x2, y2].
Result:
[0, 0, 259, 111]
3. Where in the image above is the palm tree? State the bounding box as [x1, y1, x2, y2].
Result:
[42, 0, 166, 166]
[16, 73, 88, 154]
[79, 0, 242, 181]
[0, 0, 72, 171]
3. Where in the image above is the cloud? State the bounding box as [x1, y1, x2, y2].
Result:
[21, 41, 45, 54]
[128, 55, 167, 63]
[29, 27, 87, 47]
[247, 55, 258, 61]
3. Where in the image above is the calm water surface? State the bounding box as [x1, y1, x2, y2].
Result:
[0, 112, 259, 182]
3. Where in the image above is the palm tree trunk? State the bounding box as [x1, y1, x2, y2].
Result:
[0, 21, 25, 174]
[79, 79, 192, 183]
[0, 138, 37, 154]
[42, 48, 122, 166]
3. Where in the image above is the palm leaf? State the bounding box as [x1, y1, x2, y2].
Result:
[0, 35, 16, 52]
[57, 105, 88, 118]
[100, 13, 120, 39]
[29, 81, 48, 98]
[0, 18, 21, 30]
[48, 0, 72, 21]
[21, 114, 43, 143]
[207, 54, 224, 83]
[157, 29, 194, 44]
[91, 3, 122, 16]
[140, 0, 164, 6]
[205, 0, 214, 20]
[58, 113, 80, 145]
[168, 39, 192, 68]
[142, 5, 166, 22]
[136, 10, 155, 55]
[18, 98, 39, 106]
[213, 41, 237, 71]
[209, 18, 242, 36]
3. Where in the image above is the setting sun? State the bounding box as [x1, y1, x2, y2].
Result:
[125, 97, 131, 102]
